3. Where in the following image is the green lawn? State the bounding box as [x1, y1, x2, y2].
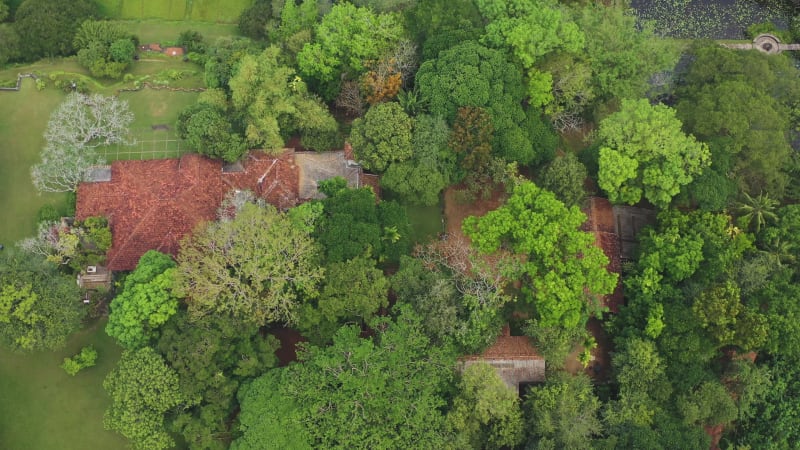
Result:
[404, 203, 445, 244]
[118, 19, 240, 43]
[96, 0, 253, 22]
[0, 79, 68, 246]
[0, 319, 127, 450]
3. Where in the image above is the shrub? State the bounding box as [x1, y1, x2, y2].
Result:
[61, 345, 98, 376]
[37, 204, 60, 223]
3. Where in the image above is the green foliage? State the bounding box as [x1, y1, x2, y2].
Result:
[692, 281, 768, 351]
[448, 362, 524, 449]
[416, 41, 531, 162]
[36, 204, 60, 223]
[463, 180, 617, 328]
[380, 114, 454, 205]
[678, 380, 737, 427]
[350, 102, 414, 172]
[524, 111, 559, 167]
[176, 102, 246, 163]
[103, 347, 186, 450]
[0, 253, 85, 351]
[676, 43, 800, 198]
[297, 255, 389, 343]
[598, 98, 710, 208]
[106, 251, 178, 349]
[237, 0, 278, 40]
[0, 23, 20, 65]
[13, 0, 96, 60]
[539, 153, 588, 207]
[297, 3, 404, 99]
[476, 0, 584, 105]
[78, 216, 112, 253]
[176, 203, 323, 326]
[229, 46, 338, 152]
[156, 311, 279, 449]
[524, 318, 588, 370]
[604, 337, 672, 429]
[74, 20, 136, 79]
[203, 37, 260, 91]
[734, 191, 779, 233]
[232, 307, 454, 449]
[61, 345, 98, 376]
[524, 372, 602, 449]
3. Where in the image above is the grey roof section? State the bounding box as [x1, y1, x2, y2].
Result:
[294, 151, 360, 199]
[86, 166, 112, 182]
[612, 205, 657, 261]
[461, 359, 546, 391]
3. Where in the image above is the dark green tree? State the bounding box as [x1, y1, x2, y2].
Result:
[350, 102, 414, 172]
[176, 103, 246, 163]
[12, 0, 96, 60]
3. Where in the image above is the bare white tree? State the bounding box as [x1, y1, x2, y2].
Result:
[43, 93, 134, 149]
[31, 93, 134, 193]
[31, 143, 104, 192]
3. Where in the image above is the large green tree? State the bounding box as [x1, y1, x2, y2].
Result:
[598, 98, 710, 209]
[415, 41, 534, 164]
[232, 307, 454, 449]
[103, 347, 187, 450]
[676, 43, 800, 199]
[176, 103, 246, 163]
[106, 250, 179, 349]
[463, 180, 617, 328]
[175, 203, 323, 326]
[73, 20, 136, 79]
[13, 0, 96, 60]
[448, 362, 525, 449]
[350, 102, 413, 172]
[156, 312, 279, 450]
[525, 372, 602, 449]
[229, 46, 338, 152]
[0, 253, 84, 351]
[297, 3, 404, 99]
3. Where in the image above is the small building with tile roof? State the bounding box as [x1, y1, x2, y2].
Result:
[461, 325, 545, 393]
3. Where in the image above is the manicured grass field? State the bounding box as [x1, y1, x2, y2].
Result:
[0, 319, 127, 450]
[96, 0, 253, 23]
[120, 19, 240, 43]
[0, 79, 68, 246]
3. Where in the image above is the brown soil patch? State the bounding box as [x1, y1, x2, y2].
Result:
[269, 327, 307, 367]
[563, 318, 613, 382]
[443, 186, 506, 238]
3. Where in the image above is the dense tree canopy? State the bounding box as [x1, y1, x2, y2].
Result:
[464, 180, 617, 328]
[175, 203, 323, 326]
[0, 253, 84, 351]
[106, 251, 179, 349]
[73, 20, 136, 79]
[12, 0, 96, 60]
[350, 102, 413, 172]
[103, 347, 186, 450]
[233, 308, 455, 448]
[176, 103, 246, 163]
[598, 99, 710, 208]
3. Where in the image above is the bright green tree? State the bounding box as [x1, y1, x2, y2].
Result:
[73, 20, 136, 79]
[232, 307, 454, 448]
[175, 203, 323, 326]
[598, 98, 710, 208]
[229, 46, 338, 152]
[103, 347, 187, 450]
[297, 3, 404, 99]
[106, 251, 179, 349]
[463, 180, 617, 328]
[0, 253, 84, 351]
[448, 362, 525, 449]
[350, 102, 414, 172]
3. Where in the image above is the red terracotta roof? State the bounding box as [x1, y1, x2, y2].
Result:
[463, 326, 543, 361]
[76, 151, 299, 271]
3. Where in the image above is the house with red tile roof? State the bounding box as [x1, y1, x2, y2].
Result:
[76, 151, 299, 271]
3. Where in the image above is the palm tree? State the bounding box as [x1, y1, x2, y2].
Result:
[734, 191, 779, 233]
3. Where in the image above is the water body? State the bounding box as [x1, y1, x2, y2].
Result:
[630, 0, 789, 39]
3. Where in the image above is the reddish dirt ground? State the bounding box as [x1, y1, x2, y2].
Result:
[269, 327, 307, 367]
[443, 186, 506, 237]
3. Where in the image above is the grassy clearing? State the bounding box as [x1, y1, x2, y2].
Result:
[96, 0, 252, 22]
[404, 203, 445, 244]
[0, 318, 127, 450]
[118, 19, 239, 43]
[0, 79, 68, 245]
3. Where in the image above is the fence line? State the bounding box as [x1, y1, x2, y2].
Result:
[0, 73, 38, 91]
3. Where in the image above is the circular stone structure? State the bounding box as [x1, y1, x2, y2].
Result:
[754, 34, 781, 54]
